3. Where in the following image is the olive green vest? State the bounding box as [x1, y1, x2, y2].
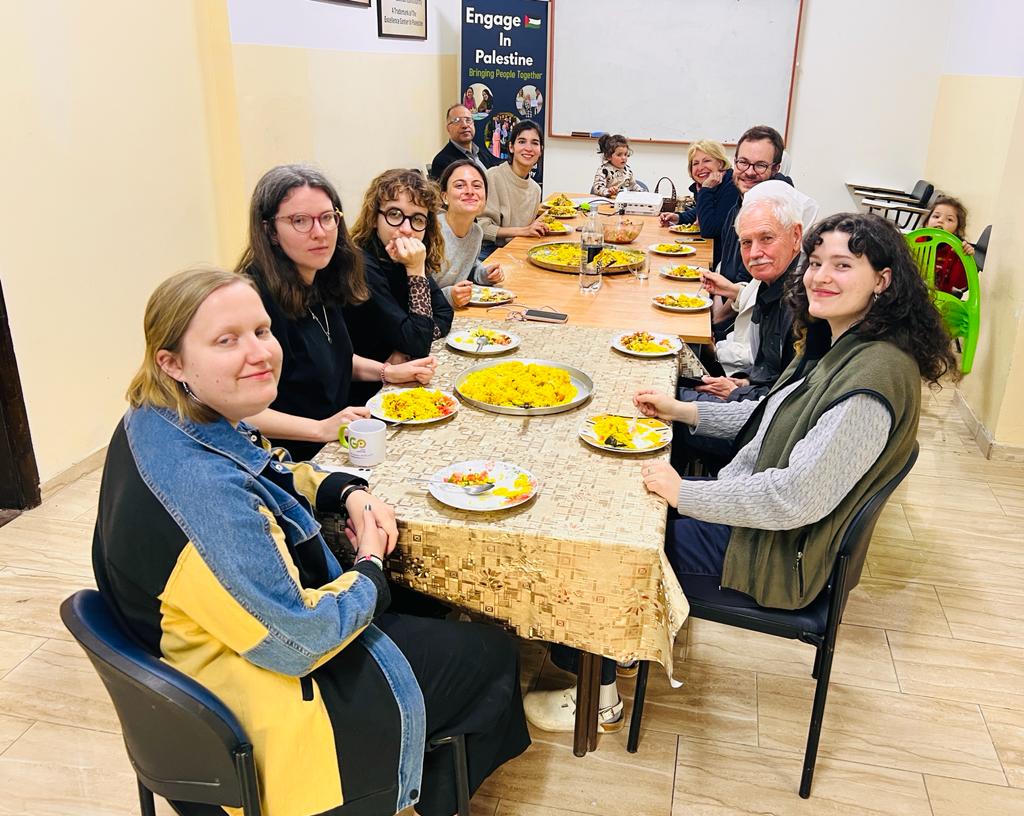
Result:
[721, 329, 920, 609]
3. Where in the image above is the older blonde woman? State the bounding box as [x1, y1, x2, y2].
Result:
[659, 139, 734, 229]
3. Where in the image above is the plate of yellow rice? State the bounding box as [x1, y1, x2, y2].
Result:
[447, 326, 521, 355]
[648, 242, 698, 257]
[455, 358, 593, 416]
[652, 292, 713, 313]
[366, 387, 459, 424]
[426, 459, 538, 511]
[668, 223, 701, 235]
[578, 414, 672, 454]
[611, 330, 683, 357]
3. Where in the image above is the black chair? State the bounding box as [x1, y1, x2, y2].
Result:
[626, 443, 919, 799]
[849, 178, 933, 205]
[61, 590, 473, 816]
[972, 224, 992, 273]
[60, 590, 262, 815]
[850, 179, 935, 230]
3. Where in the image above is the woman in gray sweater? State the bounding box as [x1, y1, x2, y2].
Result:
[478, 120, 549, 257]
[435, 160, 505, 307]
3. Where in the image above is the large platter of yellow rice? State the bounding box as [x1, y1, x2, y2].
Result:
[366, 387, 459, 424]
[527, 241, 644, 274]
[455, 358, 594, 416]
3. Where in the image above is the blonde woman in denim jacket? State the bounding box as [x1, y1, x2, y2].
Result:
[93, 268, 529, 816]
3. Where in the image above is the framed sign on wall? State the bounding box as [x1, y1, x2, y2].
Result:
[377, 0, 427, 40]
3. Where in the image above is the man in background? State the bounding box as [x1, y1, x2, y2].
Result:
[429, 103, 500, 180]
[696, 125, 795, 331]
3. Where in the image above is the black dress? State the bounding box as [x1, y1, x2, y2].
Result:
[251, 269, 355, 462]
[344, 239, 454, 405]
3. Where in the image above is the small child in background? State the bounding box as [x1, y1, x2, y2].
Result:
[920, 195, 976, 295]
[591, 134, 644, 197]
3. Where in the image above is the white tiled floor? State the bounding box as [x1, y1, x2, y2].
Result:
[1, 385, 1021, 814]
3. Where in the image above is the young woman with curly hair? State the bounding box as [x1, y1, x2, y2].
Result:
[344, 168, 454, 403]
[524, 212, 957, 733]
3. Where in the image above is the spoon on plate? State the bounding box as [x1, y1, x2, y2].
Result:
[409, 478, 495, 495]
[474, 334, 490, 354]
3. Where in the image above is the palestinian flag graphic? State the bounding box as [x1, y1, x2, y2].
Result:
[524, 15, 542, 29]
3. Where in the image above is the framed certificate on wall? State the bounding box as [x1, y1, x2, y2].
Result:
[377, 0, 427, 40]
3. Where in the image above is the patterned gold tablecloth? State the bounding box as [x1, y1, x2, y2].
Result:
[315, 318, 691, 675]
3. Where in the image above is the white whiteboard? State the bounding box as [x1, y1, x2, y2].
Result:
[548, 0, 802, 144]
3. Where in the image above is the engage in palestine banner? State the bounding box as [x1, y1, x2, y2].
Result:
[460, 0, 549, 183]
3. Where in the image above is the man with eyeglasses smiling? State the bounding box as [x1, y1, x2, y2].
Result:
[429, 103, 501, 181]
[695, 124, 795, 333]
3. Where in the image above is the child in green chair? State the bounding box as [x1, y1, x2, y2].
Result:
[920, 195, 975, 296]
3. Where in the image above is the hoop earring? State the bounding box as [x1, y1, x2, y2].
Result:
[181, 381, 202, 404]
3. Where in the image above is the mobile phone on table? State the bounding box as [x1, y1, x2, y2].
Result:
[523, 308, 569, 324]
[678, 375, 706, 388]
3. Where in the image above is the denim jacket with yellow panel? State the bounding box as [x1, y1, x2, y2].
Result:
[92, 405, 425, 816]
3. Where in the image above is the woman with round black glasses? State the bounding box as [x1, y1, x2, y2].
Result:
[345, 169, 453, 403]
[236, 164, 438, 460]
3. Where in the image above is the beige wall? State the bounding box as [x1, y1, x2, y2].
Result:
[0, 0, 460, 484]
[924, 76, 1024, 447]
[0, 0, 229, 483]
[230, 47, 457, 218]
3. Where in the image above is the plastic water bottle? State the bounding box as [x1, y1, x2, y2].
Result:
[579, 209, 604, 293]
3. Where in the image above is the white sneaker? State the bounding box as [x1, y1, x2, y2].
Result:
[523, 687, 624, 733]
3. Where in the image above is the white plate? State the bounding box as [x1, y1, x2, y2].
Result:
[648, 242, 698, 257]
[668, 224, 702, 235]
[447, 328, 521, 355]
[651, 293, 713, 313]
[469, 286, 515, 306]
[578, 415, 672, 454]
[610, 331, 683, 358]
[426, 459, 538, 511]
[541, 196, 589, 209]
[659, 264, 709, 282]
[541, 221, 573, 235]
[366, 388, 459, 425]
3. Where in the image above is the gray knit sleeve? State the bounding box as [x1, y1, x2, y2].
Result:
[470, 260, 490, 284]
[692, 398, 763, 439]
[676, 394, 892, 529]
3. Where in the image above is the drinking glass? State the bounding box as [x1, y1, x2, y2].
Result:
[633, 250, 650, 282]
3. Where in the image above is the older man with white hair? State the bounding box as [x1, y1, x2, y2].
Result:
[686, 182, 814, 404]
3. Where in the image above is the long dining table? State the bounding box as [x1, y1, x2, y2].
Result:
[315, 196, 712, 756]
[481, 198, 714, 343]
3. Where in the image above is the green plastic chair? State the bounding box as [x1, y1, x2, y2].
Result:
[905, 227, 981, 374]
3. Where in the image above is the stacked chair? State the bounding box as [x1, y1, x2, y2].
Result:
[847, 178, 935, 229]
